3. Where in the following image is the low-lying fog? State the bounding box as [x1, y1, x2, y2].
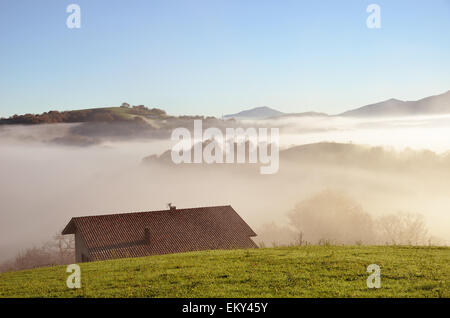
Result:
[246, 113, 450, 153]
[1, 114, 450, 262]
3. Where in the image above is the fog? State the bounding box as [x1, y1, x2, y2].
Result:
[1, 115, 450, 262]
[246, 113, 450, 153]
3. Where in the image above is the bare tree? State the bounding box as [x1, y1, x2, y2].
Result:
[0, 232, 75, 273]
[376, 212, 430, 245]
[44, 233, 75, 264]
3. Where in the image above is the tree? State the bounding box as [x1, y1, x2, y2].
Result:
[289, 190, 377, 244]
[0, 233, 75, 273]
[376, 212, 429, 245]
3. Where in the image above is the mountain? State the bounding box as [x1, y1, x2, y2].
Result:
[223, 106, 284, 119]
[279, 111, 329, 118]
[226, 91, 450, 119]
[223, 107, 329, 119]
[340, 90, 450, 118]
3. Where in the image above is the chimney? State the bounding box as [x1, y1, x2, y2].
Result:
[144, 227, 150, 243]
[168, 203, 176, 210]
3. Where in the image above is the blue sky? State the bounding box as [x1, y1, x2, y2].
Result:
[1, 0, 449, 117]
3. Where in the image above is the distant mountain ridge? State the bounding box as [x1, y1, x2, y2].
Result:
[223, 106, 284, 119]
[339, 90, 450, 117]
[224, 106, 328, 119]
[224, 90, 450, 119]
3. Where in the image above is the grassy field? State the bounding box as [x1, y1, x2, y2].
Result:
[0, 246, 448, 298]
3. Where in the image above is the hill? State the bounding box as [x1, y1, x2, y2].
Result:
[340, 90, 450, 118]
[0, 105, 167, 125]
[144, 141, 450, 172]
[0, 246, 448, 297]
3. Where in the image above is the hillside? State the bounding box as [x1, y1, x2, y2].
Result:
[144, 141, 450, 175]
[0, 246, 448, 297]
[0, 105, 167, 125]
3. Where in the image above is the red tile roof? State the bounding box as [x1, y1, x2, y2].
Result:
[62, 205, 257, 261]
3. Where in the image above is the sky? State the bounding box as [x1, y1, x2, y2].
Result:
[0, 0, 449, 118]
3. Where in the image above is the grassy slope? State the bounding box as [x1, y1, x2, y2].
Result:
[73, 107, 146, 120]
[0, 246, 448, 298]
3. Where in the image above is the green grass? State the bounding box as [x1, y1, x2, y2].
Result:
[0, 246, 448, 298]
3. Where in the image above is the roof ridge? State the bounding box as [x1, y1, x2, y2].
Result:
[71, 205, 233, 220]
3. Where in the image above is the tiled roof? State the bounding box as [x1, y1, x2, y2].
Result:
[62, 205, 257, 261]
